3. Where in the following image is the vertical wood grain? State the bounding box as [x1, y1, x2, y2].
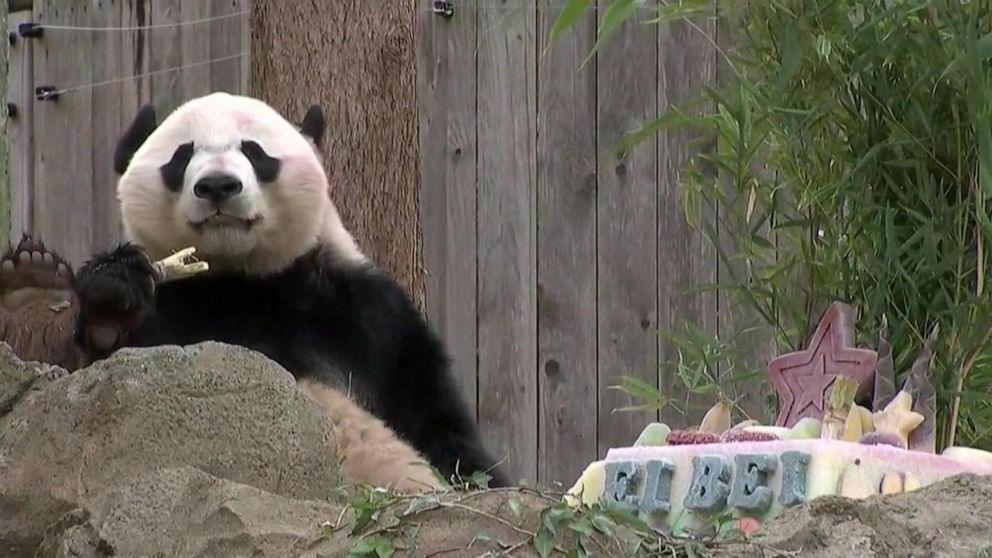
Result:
[150, 0, 181, 115]
[657, 6, 719, 427]
[535, 0, 598, 486]
[7, 11, 33, 240]
[179, 0, 211, 102]
[417, 0, 479, 413]
[119, 0, 152, 240]
[597, 3, 660, 450]
[239, 0, 250, 94]
[476, 0, 538, 485]
[32, 0, 94, 266]
[0, 6, 8, 249]
[17, 0, 249, 256]
[209, 0, 245, 95]
[89, 0, 124, 253]
[29, 0, 52, 245]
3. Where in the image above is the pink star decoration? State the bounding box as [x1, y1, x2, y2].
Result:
[769, 301, 878, 427]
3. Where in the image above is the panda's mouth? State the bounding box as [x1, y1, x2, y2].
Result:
[191, 212, 261, 231]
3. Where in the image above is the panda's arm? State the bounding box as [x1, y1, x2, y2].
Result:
[72, 243, 207, 363]
[317, 262, 510, 488]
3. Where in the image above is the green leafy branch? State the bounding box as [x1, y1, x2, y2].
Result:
[331, 481, 772, 558]
[549, 0, 992, 450]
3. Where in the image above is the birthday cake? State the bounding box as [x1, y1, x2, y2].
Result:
[565, 302, 992, 536]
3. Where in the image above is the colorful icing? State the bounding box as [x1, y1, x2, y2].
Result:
[567, 439, 992, 535]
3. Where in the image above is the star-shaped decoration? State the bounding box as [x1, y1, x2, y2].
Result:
[769, 301, 878, 427]
[790, 355, 833, 414]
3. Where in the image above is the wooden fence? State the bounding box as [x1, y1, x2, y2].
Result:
[5, 0, 778, 489]
[6, 0, 248, 266]
[418, 1, 778, 487]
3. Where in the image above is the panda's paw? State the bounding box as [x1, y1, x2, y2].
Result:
[0, 234, 74, 303]
[74, 243, 157, 353]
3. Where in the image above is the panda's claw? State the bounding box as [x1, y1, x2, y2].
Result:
[0, 234, 75, 298]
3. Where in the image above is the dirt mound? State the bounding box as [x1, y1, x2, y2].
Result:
[717, 473, 992, 557]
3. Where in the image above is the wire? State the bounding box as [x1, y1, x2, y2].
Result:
[37, 10, 248, 32]
[45, 52, 247, 97]
[30, 0, 692, 98]
[30, 2, 674, 35]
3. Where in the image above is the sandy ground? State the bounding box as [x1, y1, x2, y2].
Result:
[712, 473, 992, 557]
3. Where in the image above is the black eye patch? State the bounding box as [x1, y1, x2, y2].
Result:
[240, 140, 281, 183]
[159, 142, 194, 192]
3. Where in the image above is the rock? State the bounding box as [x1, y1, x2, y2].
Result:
[715, 473, 992, 557]
[36, 467, 346, 558]
[36, 466, 567, 558]
[0, 342, 62, 417]
[0, 342, 342, 556]
[36, 469, 992, 558]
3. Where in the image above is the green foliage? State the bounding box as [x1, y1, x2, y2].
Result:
[613, 322, 767, 420]
[343, 486, 402, 557]
[339, 467, 497, 555]
[348, 534, 395, 558]
[330, 482, 752, 557]
[552, 0, 992, 449]
[349, 486, 400, 536]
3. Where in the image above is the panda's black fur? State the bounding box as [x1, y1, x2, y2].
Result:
[73, 97, 509, 489]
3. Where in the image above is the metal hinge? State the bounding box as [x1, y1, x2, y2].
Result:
[432, 1, 454, 18]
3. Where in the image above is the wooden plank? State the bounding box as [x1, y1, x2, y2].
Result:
[715, 6, 777, 424]
[0, 6, 7, 249]
[118, 0, 152, 240]
[32, 0, 94, 266]
[209, 0, 247, 94]
[29, 0, 52, 249]
[179, 0, 211, 101]
[597, 4, 660, 451]
[416, 0, 479, 414]
[150, 0, 182, 115]
[657, 7, 719, 427]
[119, 0, 153, 114]
[7, 11, 33, 240]
[534, 1, 598, 486]
[476, 0, 538, 485]
[89, 0, 124, 254]
[239, 0, 251, 94]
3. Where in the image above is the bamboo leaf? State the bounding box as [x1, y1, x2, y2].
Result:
[582, 0, 641, 67]
[774, 20, 802, 94]
[615, 103, 710, 155]
[643, 0, 714, 25]
[938, 32, 992, 82]
[546, 0, 594, 47]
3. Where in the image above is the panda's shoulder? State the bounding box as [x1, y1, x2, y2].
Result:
[283, 246, 418, 316]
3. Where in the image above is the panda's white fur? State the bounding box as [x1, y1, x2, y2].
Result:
[117, 93, 364, 276]
[71, 92, 508, 494]
[296, 379, 444, 494]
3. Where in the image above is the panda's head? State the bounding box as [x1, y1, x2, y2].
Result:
[113, 92, 365, 276]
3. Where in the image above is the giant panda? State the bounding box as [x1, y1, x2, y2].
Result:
[49, 91, 507, 493]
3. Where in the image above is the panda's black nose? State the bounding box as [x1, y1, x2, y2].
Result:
[193, 174, 243, 203]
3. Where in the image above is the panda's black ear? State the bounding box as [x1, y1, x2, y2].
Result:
[300, 105, 325, 148]
[114, 105, 158, 175]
